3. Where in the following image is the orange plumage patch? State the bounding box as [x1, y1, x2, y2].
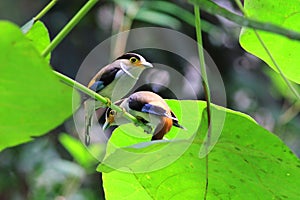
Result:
[152, 117, 173, 140]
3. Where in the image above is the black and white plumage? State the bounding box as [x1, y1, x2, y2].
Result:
[84, 53, 153, 145]
[87, 53, 153, 100]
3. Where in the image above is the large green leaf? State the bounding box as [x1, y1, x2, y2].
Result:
[98, 100, 300, 199]
[240, 0, 300, 84]
[0, 21, 80, 151]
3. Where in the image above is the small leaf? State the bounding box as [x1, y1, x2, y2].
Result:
[59, 133, 105, 171]
[0, 21, 80, 151]
[25, 20, 51, 61]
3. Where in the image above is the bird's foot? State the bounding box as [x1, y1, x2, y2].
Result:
[133, 116, 153, 134]
[143, 125, 153, 134]
[104, 97, 112, 108]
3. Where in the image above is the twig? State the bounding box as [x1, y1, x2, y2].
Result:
[110, 1, 139, 58]
[53, 71, 151, 132]
[279, 100, 300, 125]
[194, 5, 211, 200]
[34, 0, 58, 22]
[41, 0, 99, 57]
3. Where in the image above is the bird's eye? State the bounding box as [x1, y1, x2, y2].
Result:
[109, 110, 116, 116]
[129, 57, 138, 63]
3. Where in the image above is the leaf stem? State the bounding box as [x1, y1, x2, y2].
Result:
[234, 0, 300, 100]
[53, 71, 149, 130]
[34, 0, 58, 22]
[194, 5, 211, 200]
[53, 71, 108, 104]
[41, 0, 99, 57]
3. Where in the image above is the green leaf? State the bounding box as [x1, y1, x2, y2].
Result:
[142, 1, 194, 26]
[0, 21, 80, 151]
[59, 133, 105, 171]
[98, 100, 300, 199]
[135, 9, 181, 29]
[24, 20, 51, 62]
[240, 0, 300, 84]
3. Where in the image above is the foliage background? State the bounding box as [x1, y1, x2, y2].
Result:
[0, 0, 299, 199]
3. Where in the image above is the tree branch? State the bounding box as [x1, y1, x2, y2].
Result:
[189, 0, 300, 41]
[53, 71, 151, 132]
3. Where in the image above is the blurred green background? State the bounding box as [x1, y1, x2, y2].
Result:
[0, 0, 299, 199]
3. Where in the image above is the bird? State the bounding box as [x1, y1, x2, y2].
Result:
[84, 53, 153, 145]
[103, 91, 185, 140]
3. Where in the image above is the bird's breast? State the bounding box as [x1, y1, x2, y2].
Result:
[152, 117, 173, 140]
[100, 68, 145, 102]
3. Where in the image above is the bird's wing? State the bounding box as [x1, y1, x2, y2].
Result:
[127, 93, 173, 118]
[128, 99, 175, 119]
[141, 103, 171, 118]
[89, 67, 121, 92]
[89, 81, 105, 92]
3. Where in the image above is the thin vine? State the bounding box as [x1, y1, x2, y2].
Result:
[34, 0, 58, 22]
[194, 5, 212, 200]
[41, 0, 99, 57]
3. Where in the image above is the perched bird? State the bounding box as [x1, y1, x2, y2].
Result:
[103, 91, 185, 140]
[84, 53, 153, 145]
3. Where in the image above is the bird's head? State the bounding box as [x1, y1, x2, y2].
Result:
[103, 107, 118, 131]
[115, 53, 153, 69]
